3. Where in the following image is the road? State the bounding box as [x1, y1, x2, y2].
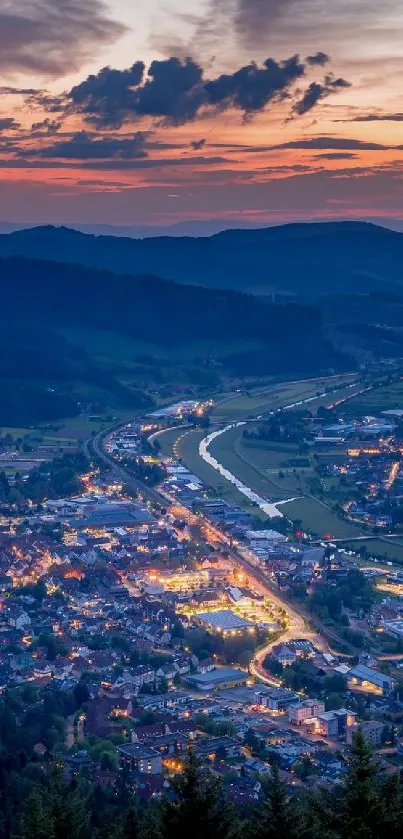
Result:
[87, 373, 367, 686]
[88, 423, 337, 686]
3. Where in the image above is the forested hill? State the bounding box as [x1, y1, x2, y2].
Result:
[0, 221, 402, 296]
[0, 254, 351, 379]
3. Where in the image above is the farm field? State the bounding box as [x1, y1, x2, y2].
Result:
[279, 496, 362, 539]
[341, 538, 403, 565]
[341, 378, 403, 417]
[212, 373, 357, 422]
[175, 428, 262, 512]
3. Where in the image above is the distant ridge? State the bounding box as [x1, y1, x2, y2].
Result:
[0, 220, 402, 296]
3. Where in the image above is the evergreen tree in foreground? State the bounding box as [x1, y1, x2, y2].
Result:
[155, 751, 238, 839]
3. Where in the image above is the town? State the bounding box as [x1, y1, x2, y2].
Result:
[1, 379, 403, 810]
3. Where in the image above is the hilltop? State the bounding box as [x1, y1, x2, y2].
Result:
[0, 254, 351, 423]
[0, 221, 402, 297]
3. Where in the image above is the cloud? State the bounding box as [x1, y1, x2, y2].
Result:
[0, 0, 126, 77]
[349, 113, 403, 122]
[273, 137, 389, 151]
[31, 118, 63, 136]
[25, 131, 149, 160]
[315, 152, 358, 160]
[191, 139, 206, 150]
[0, 118, 20, 131]
[292, 75, 350, 116]
[306, 52, 330, 66]
[205, 55, 305, 113]
[0, 86, 38, 95]
[69, 63, 145, 129]
[68, 53, 333, 127]
[204, 0, 298, 51]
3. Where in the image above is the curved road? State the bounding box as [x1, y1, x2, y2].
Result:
[85, 378, 364, 686]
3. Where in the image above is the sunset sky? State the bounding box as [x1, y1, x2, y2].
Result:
[1, 0, 403, 230]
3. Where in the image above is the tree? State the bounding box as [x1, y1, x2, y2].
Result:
[158, 751, 237, 839]
[123, 808, 139, 839]
[19, 789, 54, 839]
[342, 728, 381, 839]
[250, 764, 298, 839]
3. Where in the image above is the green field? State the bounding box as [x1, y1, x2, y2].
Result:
[340, 538, 403, 565]
[279, 497, 361, 539]
[209, 427, 290, 500]
[212, 374, 357, 422]
[341, 378, 403, 417]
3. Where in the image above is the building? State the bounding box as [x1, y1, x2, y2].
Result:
[346, 721, 384, 747]
[317, 708, 357, 738]
[271, 644, 297, 667]
[347, 664, 394, 696]
[117, 743, 162, 775]
[185, 667, 248, 692]
[254, 687, 299, 713]
[194, 609, 255, 635]
[194, 736, 242, 761]
[288, 700, 325, 725]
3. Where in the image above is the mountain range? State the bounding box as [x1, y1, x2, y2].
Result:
[0, 221, 402, 297]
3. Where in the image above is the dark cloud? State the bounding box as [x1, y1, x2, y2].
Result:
[26, 92, 67, 113]
[31, 118, 63, 136]
[0, 118, 20, 131]
[349, 113, 403, 122]
[0, 0, 126, 77]
[70, 63, 145, 129]
[205, 55, 305, 113]
[273, 137, 389, 151]
[315, 152, 358, 160]
[0, 86, 38, 95]
[306, 52, 330, 66]
[26, 131, 149, 160]
[191, 139, 206, 150]
[293, 75, 350, 116]
[69, 54, 321, 127]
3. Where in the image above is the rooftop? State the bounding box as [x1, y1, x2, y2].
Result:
[194, 610, 254, 631]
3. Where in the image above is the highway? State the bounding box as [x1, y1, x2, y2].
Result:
[86, 372, 368, 685]
[88, 423, 337, 686]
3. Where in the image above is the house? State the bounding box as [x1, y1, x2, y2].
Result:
[85, 697, 132, 737]
[132, 665, 155, 690]
[197, 658, 214, 674]
[9, 611, 31, 630]
[271, 644, 297, 667]
[156, 664, 177, 685]
[118, 743, 162, 775]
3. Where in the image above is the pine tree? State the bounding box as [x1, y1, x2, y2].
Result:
[158, 751, 237, 839]
[249, 764, 299, 839]
[342, 728, 381, 839]
[123, 807, 140, 839]
[19, 788, 54, 839]
[378, 772, 403, 839]
[50, 777, 89, 839]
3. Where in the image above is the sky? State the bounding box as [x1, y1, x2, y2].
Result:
[1, 0, 403, 231]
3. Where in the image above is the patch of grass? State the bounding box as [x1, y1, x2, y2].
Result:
[279, 496, 362, 539]
[174, 428, 267, 517]
[342, 538, 403, 565]
[212, 374, 357, 422]
[209, 426, 289, 500]
[341, 379, 403, 417]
